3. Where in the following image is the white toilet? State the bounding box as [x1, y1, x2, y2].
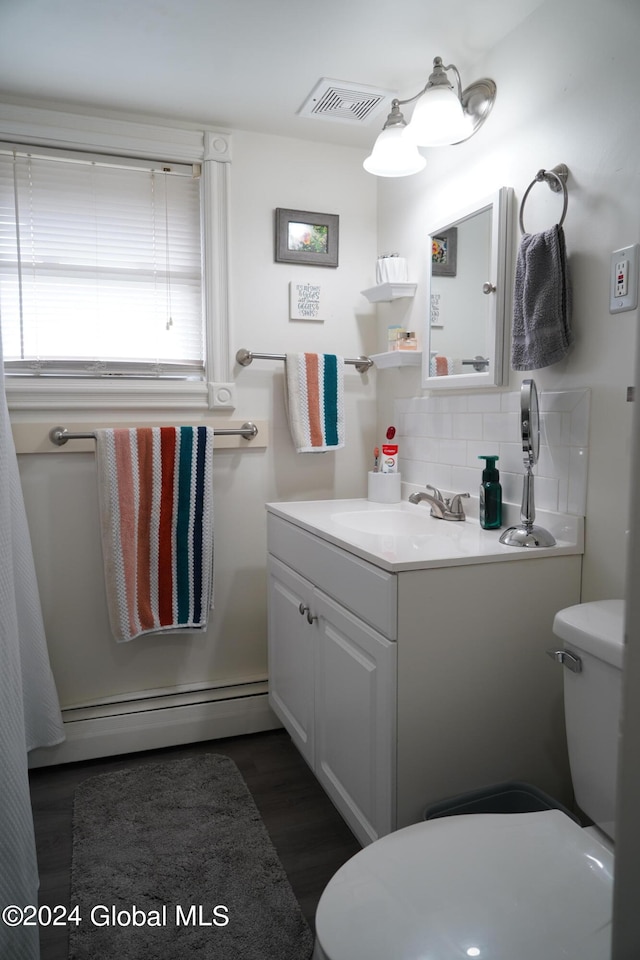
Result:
[313, 599, 624, 960]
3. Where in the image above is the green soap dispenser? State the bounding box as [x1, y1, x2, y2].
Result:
[478, 456, 502, 529]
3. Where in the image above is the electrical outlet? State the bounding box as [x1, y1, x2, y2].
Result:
[610, 244, 639, 313]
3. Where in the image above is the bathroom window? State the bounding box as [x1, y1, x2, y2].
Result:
[0, 147, 203, 378]
[0, 106, 233, 410]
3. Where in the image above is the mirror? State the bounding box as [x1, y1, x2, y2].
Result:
[499, 379, 556, 548]
[422, 186, 514, 390]
[521, 376, 540, 466]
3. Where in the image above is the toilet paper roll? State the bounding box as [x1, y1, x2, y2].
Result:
[368, 471, 401, 503]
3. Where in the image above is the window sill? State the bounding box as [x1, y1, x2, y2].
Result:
[5, 377, 236, 411]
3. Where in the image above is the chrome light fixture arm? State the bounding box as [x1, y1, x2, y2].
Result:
[393, 58, 461, 109]
[380, 99, 409, 129]
[427, 57, 462, 99]
[379, 86, 430, 129]
[378, 59, 459, 133]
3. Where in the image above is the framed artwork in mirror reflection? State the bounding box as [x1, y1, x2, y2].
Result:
[432, 227, 457, 277]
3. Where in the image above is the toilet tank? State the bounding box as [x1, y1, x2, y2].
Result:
[552, 599, 625, 841]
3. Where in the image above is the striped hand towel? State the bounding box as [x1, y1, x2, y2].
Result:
[430, 355, 464, 377]
[96, 426, 214, 643]
[285, 352, 345, 452]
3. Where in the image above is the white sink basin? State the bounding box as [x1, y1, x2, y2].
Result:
[331, 509, 440, 536]
[266, 498, 583, 571]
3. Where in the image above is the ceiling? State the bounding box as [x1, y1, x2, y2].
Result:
[0, 0, 544, 149]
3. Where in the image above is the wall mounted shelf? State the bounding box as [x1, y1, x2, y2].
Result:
[361, 282, 417, 303]
[370, 351, 422, 369]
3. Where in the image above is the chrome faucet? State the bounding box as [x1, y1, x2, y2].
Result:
[408, 484, 470, 521]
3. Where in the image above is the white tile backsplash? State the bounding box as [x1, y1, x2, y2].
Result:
[452, 412, 483, 439]
[468, 393, 503, 413]
[395, 388, 590, 516]
[437, 438, 468, 466]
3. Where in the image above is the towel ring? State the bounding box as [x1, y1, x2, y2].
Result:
[519, 164, 569, 234]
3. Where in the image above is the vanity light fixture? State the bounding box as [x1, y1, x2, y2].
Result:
[362, 101, 427, 177]
[363, 56, 497, 178]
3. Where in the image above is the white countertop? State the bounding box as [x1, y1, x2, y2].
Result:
[266, 498, 584, 572]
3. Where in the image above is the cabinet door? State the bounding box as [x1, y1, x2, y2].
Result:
[314, 591, 397, 846]
[267, 556, 315, 766]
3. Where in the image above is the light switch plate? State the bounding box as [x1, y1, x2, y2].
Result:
[610, 244, 639, 313]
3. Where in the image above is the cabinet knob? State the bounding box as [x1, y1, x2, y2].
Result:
[298, 602, 318, 624]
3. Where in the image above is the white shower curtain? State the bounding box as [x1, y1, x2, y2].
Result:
[0, 329, 65, 960]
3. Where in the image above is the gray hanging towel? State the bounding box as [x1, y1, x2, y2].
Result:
[511, 224, 573, 371]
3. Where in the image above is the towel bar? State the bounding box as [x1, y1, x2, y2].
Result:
[49, 422, 259, 446]
[461, 357, 490, 370]
[236, 348, 373, 373]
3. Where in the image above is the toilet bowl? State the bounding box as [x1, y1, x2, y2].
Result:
[313, 600, 623, 960]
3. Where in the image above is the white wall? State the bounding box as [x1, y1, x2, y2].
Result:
[14, 128, 378, 711]
[229, 129, 379, 501]
[374, 0, 640, 603]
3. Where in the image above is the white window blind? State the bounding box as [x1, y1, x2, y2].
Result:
[0, 144, 204, 379]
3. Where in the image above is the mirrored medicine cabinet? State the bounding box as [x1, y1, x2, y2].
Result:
[422, 186, 514, 390]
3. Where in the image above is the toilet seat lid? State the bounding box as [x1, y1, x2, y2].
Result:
[315, 811, 613, 960]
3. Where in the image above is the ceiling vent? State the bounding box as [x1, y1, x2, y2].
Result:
[297, 78, 392, 125]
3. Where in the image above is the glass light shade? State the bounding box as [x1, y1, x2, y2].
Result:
[405, 85, 471, 146]
[363, 125, 426, 177]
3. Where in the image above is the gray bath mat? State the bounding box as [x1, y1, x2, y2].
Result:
[69, 754, 314, 959]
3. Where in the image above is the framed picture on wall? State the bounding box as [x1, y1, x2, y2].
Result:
[431, 226, 457, 277]
[275, 208, 339, 267]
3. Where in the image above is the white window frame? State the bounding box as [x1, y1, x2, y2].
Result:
[0, 102, 235, 410]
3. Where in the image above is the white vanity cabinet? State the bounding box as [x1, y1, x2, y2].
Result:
[267, 507, 582, 848]
[267, 557, 316, 767]
[312, 590, 395, 843]
[267, 519, 397, 847]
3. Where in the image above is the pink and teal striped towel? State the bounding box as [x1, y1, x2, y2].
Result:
[285, 352, 345, 452]
[96, 426, 214, 642]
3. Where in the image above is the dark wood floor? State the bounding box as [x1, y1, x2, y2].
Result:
[28, 728, 361, 960]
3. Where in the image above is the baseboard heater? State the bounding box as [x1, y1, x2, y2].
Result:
[28, 677, 281, 768]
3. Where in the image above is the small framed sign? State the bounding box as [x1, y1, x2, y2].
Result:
[289, 281, 323, 321]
